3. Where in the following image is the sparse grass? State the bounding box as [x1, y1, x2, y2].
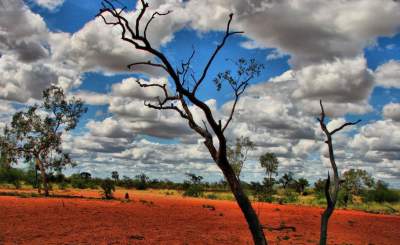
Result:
[1, 186, 399, 215]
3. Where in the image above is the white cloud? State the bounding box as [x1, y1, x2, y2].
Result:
[33, 0, 65, 11]
[293, 57, 374, 103]
[0, 0, 49, 62]
[180, 0, 400, 67]
[375, 60, 400, 88]
[71, 91, 110, 105]
[383, 103, 400, 121]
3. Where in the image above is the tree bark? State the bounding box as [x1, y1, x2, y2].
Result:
[219, 157, 268, 245]
[317, 100, 359, 245]
[320, 207, 333, 245]
[36, 159, 49, 196]
[319, 173, 335, 245]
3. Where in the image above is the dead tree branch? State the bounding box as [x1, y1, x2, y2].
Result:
[317, 100, 361, 245]
[97, 1, 267, 244]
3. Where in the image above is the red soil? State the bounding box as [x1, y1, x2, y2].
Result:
[0, 189, 399, 245]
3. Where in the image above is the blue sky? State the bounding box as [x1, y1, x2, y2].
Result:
[1, 0, 400, 186]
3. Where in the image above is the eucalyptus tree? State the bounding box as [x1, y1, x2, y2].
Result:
[259, 152, 279, 194]
[0, 85, 87, 196]
[227, 136, 255, 180]
[317, 100, 360, 245]
[97, 1, 267, 243]
[341, 168, 374, 206]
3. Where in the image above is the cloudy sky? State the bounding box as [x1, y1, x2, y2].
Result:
[1, 0, 400, 186]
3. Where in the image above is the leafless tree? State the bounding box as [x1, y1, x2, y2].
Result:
[317, 100, 361, 245]
[97, 0, 267, 244]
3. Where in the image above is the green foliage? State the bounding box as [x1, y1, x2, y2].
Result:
[0, 165, 23, 189]
[68, 173, 100, 189]
[111, 171, 119, 182]
[341, 169, 375, 206]
[363, 180, 400, 203]
[213, 58, 264, 91]
[249, 181, 272, 202]
[294, 178, 309, 194]
[279, 189, 299, 204]
[0, 86, 87, 195]
[205, 193, 218, 200]
[227, 136, 255, 179]
[183, 185, 203, 197]
[183, 173, 204, 197]
[135, 173, 149, 190]
[57, 181, 68, 190]
[314, 178, 327, 198]
[279, 172, 294, 189]
[260, 153, 279, 179]
[100, 179, 115, 199]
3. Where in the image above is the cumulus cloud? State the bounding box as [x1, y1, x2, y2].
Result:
[33, 0, 65, 11]
[375, 60, 400, 88]
[293, 57, 374, 103]
[383, 103, 400, 121]
[71, 90, 110, 105]
[350, 120, 400, 162]
[178, 0, 400, 67]
[0, 0, 49, 62]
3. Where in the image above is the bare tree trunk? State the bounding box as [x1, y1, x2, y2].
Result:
[317, 100, 360, 245]
[35, 159, 41, 194]
[36, 159, 49, 196]
[219, 158, 268, 245]
[319, 174, 335, 245]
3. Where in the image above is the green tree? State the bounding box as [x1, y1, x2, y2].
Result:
[259, 152, 279, 195]
[227, 136, 255, 180]
[341, 169, 374, 206]
[100, 178, 115, 199]
[279, 172, 294, 189]
[111, 171, 119, 182]
[0, 86, 87, 196]
[135, 173, 150, 190]
[363, 180, 400, 203]
[183, 173, 204, 197]
[294, 178, 309, 195]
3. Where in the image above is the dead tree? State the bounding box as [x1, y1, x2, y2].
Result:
[317, 100, 361, 245]
[97, 1, 267, 244]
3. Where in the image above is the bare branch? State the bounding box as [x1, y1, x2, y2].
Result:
[136, 79, 179, 105]
[143, 101, 188, 119]
[144, 10, 173, 40]
[318, 100, 361, 136]
[127, 60, 167, 71]
[330, 120, 361, 135]
[136, 0, 149, 36]
[192, 13, 243, 95]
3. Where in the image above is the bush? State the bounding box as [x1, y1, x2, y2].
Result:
[183, 185, 203, 197]
[58, 181, 68, 190]
[280, 189, 299, 204]
[0, 166, 23, 189]
[71, 177, 87, 189]
[135, 174, 149, 190]
[206, 193, 218, 200]
[100, 179, 115, 199]
[363, 181, 400, 203]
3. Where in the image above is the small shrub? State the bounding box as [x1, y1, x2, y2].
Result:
[281, 190, 299, 203]
[183, 185, 203, 197]
[71, 178, 87, 189]
[0, 166, 23, 189]
[100, 179, 115, 199]
[57, 181, 68, 190]
[363, 181, 400, 203]
[206, 193, 218, 200]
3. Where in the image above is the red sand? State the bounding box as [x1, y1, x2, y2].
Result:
[0, 189, 399, 245]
